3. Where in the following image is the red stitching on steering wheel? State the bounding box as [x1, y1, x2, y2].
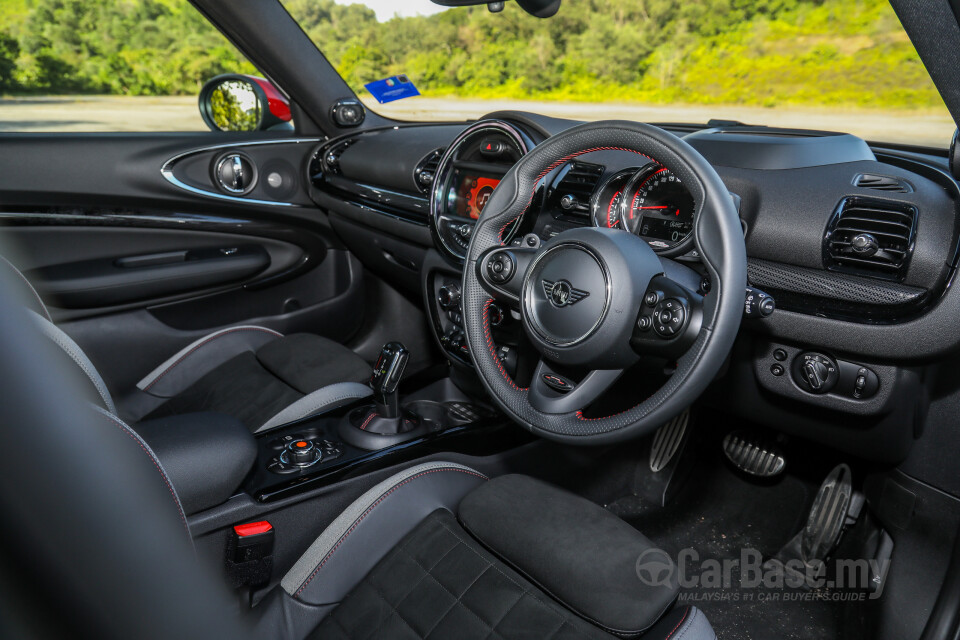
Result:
[497, 146, 660, 244]
[485, 144, 687, 424]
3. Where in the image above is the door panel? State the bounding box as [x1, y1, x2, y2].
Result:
[31, 244, 270, 308]
[0, 133, 370, 398]
[0, 133, 315, 210]
[1, 225, 312, 317]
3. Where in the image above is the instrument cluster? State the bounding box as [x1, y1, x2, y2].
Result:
[591, 165, 696, 253]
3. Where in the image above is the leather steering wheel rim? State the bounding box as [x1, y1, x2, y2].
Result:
[461, 120, 747, 444]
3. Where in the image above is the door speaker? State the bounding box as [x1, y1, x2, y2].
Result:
[260, 159, 299, 201]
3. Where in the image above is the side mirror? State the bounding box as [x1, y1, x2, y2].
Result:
[199, 74, 293, 132]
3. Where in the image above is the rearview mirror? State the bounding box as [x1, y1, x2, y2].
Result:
[199, 74, 294, 132]
[430, 0, 560, 18]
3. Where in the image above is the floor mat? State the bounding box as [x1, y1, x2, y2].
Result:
[608, 451, 853, 640]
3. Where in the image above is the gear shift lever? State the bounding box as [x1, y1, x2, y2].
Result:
[340, 341, 451, 450]
[339, 341, 416, 440]
[370, 341, 409, 418]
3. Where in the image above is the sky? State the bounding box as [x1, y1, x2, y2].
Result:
[332, 0, 449, 22]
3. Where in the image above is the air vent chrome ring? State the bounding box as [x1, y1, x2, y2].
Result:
[414, 148, 444, 194]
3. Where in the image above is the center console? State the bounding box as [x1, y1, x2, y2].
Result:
[245, 398, 511, 502]
[243, 357, 512, 502]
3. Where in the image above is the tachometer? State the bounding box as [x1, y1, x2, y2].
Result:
[624, 167, 695, 251]
[591, 169, 636, 230]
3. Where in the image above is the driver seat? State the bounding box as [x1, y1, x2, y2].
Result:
[0, 257, 716, 640]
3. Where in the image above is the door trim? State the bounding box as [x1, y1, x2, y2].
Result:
[160, 137, 321, 207]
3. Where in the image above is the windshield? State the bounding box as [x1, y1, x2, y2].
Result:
[283, 0, 953, 147]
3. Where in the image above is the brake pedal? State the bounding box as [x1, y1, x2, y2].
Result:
[722, 430, 786, 477]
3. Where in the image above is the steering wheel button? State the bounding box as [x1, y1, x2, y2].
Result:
[637, 315, 653, 331]
[644, 291, 660, 306]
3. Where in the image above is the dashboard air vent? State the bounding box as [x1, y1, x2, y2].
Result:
[824, 198, 917, 280]
[415, 148, 444, 194]
[554, 162, 605, 216]
[318, 139, 353, 176]
[854, 173, 913, 193]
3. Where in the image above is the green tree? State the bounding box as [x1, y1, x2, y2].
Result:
[0, 31, 19, 91]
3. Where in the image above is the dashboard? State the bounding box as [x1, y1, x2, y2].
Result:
[423, 120, 703, 259]
[305, 112, 960, 463]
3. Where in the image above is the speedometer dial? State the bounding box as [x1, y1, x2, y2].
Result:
[624, 167, 695, 251]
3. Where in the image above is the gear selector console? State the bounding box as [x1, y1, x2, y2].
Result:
[339, 341, 496, 451]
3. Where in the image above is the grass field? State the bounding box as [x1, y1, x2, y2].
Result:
[0, 95, 953, 147]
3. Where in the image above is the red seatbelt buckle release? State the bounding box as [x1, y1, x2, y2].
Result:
[226, 520, 274, 588]
[234, 521, 273, 538]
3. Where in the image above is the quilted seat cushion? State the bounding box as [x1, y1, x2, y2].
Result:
[310, 509, 614, 640]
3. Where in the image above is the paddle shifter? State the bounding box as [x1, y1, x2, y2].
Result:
[370, 341, 409, 419]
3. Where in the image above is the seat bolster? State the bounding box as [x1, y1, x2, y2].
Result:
[89, 406, 191, 543]
[29, 310, 116, 414]
[0, 254, 51, 321]
[248, 587, 338, 640]
[640, 606, 716, 640]
[136, 325, 282, 398]
[280, 462, 487, 607]
[256, 382, 372, 433]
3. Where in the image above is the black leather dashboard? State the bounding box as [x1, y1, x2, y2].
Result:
[303, 112, 960, 462]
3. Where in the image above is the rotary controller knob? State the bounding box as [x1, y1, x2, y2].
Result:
[283, 439, 321, 466]
[438, 284, 461, 309]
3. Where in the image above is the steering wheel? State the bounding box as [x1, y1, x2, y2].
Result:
[462, 121, 747, 444]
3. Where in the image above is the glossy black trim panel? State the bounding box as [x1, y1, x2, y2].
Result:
[320, 175, 429, 226]
[245, 397, 526, 502]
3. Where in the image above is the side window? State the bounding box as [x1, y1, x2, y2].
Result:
[0, 0, 283, 132]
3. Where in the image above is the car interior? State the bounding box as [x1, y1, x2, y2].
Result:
[3, 0, 960, 639]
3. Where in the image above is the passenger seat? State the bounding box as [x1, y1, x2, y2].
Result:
[0, 254, 373, 433]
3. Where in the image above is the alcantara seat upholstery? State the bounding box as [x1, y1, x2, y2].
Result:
[0, 254, 373, 433]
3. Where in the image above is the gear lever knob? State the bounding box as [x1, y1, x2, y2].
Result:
[370, 342, 409, 418]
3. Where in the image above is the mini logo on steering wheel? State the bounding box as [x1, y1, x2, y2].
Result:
[542, 280, 589, 307]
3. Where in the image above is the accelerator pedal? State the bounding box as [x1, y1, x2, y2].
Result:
[650, 409, 689, 472]
[634, 409, 693, 507]
[722, 430, 786, 478]
[764, 463, 864, 586]
[802, 463, 855, 563]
